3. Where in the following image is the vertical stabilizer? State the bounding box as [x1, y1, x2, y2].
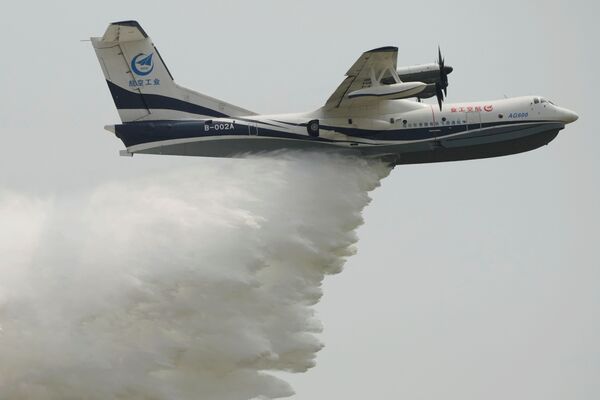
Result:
[91, 21, 254, 122]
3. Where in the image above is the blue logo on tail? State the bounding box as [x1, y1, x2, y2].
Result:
[131, 53, 154, 76]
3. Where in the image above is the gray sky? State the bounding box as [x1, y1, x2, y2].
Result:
[1, 0, 598, 399]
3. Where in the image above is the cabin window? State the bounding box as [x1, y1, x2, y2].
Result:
[498, 113, 504, 118]
[390, 118, 395, 124]
[419, 122, 423, 127]
[534, 97, 540, 104]
[348, 118, 353, 124]
[442, 117, 447, 122]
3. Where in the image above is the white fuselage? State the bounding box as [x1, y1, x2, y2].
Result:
[247, 96, 576, 142]
[116, 95, 577, 165]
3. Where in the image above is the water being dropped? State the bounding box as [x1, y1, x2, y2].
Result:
[0, 152, 391, 399]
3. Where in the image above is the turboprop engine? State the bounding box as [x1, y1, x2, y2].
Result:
[381, 47, 453, 109]
[347, 81, 427, 100]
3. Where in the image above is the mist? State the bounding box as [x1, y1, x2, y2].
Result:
[0, 153, 390, 399]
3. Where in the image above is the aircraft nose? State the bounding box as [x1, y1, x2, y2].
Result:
[562, 108, 579, 124]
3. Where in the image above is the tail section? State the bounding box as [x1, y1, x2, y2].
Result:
[91, 21, 254, 122]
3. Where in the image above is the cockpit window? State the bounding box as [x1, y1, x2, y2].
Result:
[536, 97, 556, 105]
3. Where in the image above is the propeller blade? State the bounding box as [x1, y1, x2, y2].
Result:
[437, 46, 448, 98]
[435, 83, 444, 111]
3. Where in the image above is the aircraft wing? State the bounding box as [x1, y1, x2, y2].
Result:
[325, 46, 399, 109]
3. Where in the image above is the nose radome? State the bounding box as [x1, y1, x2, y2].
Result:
[563, 109, 579, 124]
[556, 106, 579, 124]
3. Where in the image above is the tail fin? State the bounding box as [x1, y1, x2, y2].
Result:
[91, 21, 254, 122]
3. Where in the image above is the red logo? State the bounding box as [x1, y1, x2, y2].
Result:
[450, 104, 494, 113]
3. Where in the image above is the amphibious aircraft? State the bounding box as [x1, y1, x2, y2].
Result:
[92, 21, 578, 165]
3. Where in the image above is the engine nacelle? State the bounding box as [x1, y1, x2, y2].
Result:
[381, 63, 454, 85]
[348, 82, 427, 100]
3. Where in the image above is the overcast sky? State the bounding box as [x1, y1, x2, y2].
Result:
[1, 0, 598, 399]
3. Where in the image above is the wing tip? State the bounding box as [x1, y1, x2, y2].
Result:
[365, 46, 398, 54]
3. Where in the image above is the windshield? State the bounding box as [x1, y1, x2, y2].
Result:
[540, 97, 557, 106]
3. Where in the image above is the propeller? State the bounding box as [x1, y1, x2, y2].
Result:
[435, 46, 450, 110]
[435, 82, 444, 111]
[438, 46, 449, 96]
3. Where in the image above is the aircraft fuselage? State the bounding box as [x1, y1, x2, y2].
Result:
[113, 95, 578, 165]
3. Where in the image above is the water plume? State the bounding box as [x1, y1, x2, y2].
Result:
[0, 152, 390, 399]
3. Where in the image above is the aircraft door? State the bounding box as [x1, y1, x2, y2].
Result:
[467, 111, 482, 131]
[248, 122, 258, 135]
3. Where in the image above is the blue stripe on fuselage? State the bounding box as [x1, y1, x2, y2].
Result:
[106, 81, 230, 118]
[115, 121, 346, 147]
[274, 119, 548, 141]
[115, 119, 550, 148]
